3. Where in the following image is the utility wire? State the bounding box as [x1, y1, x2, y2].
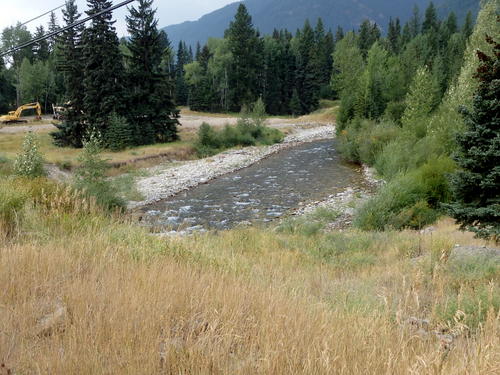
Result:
[0, 0, 136, 58]
[18, 4, 66, 28]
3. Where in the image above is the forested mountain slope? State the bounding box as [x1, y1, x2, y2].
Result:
[163, 0, 479, 47]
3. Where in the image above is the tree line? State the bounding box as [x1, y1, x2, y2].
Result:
[1, 0, 178, 150]
[0, 1, 475, 148]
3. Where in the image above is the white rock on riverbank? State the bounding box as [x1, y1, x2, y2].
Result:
[129, 125, 335, 208]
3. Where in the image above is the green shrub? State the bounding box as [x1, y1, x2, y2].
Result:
[106, 112, 135, 151]
[75, 135, 125, 210]
[357, 121, 400, 166]
[339, 119, 400, 166]
[194, 107, 283, 158]
[355, 157, 455, 230]
[383, 101, 406, 124]
[13, 132, 45, 178]
[374, 137, 416, 179]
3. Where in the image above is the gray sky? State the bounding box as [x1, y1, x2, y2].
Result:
[0, 0, 237, 37]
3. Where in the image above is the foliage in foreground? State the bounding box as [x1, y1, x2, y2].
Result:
[0, 177, 498, 373]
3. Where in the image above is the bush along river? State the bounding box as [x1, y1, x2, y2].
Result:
[138, 139, 372, 234]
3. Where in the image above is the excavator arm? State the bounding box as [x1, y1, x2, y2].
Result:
[0, 102, 42, 123]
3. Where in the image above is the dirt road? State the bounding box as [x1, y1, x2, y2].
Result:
[0, 114, 295, 134]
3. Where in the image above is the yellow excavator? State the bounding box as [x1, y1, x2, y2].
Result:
[0, 102, 42, 124]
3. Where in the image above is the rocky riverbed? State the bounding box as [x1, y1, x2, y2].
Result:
[289, 165, 383, 230]
[129, 124, 335, 209]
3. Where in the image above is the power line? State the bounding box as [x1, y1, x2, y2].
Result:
[18, 4, 66, 28]
[0, 0, 136, 58]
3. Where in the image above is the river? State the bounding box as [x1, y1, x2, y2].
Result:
[139, 139, 369, 233]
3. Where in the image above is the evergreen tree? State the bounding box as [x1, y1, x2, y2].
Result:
[446, 11, 458, 35]
[47, 11, 60, 53]
[422, 2, 439, 34]
[409, 5, 421, 37]
[295, 19, 321, 113]
[82, 0, 125, 139]
[106, 112, 134, 151]
[447, 36, 500, 240]
[225, 4, 262, 111]
[462, 11, 474, 39]
[387, 18, 401, 55]
[335, 26, 344, 43]
[51, 0, 86, 148]
[33, 26, 50, 61]
[175, 41, 189, 106]
[0, 59, 15, 113]
[126, 0, 179, 144]
[358, 20, 380, 58]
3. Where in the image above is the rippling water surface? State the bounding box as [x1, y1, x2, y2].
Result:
[141, 139, 369, 232]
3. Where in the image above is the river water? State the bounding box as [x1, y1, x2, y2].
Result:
[140, 139, 369, 233]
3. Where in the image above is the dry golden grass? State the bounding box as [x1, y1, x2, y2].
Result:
[0, 177, 498, 374]
[0, 128, 197, 170]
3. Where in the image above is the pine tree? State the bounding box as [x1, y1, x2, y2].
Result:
[175, 41, 189, 106]
[447, 36, 500, 240]
[47, 11, 60, 53]
[335, 26, 344, 43]
[446, 11, 458, 35]
[387, 18, 401, 55]
[0, 59, 15, 113]
[422, 2, 439, 34]
[358, 20, 380, 58]
[51, 0, 86, 148]
[82, 0, 125, 139]
[106, 112, 134, 151]
[409, 5, 421, 38]
[225, 4, 262, 111]
[33, 26, 50, 61]
[126, 0, 179, 144]
[462, 11, 474, 39]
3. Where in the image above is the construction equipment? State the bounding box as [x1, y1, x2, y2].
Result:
[52, 104, 66, 120]
[0, 102, 42, 124]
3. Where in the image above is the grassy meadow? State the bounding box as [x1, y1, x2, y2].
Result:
[0, 175, 498, 374]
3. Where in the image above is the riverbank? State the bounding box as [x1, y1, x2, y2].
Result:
[129, 124, 335, 208]
[290, 165, 384, 230]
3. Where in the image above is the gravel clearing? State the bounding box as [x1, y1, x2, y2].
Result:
[129, 125, 335, 208]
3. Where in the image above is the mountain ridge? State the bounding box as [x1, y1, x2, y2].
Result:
[162, 0, 480, 49]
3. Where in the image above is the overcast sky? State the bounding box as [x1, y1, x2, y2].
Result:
[0, 0, 237, 37]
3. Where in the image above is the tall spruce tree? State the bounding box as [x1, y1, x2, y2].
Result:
[175, 41, 189, 106]
[422, 2, 439, 34]
[447, 36, 500, 240]
[82, 0, 124, 141]
[225, 4, 262, 111]
[126, 0, 179, 144]
[51, 0, 86, 147]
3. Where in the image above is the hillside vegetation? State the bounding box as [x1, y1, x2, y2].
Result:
[163, 0, 479, 48]
[336, 0, 499, 235]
